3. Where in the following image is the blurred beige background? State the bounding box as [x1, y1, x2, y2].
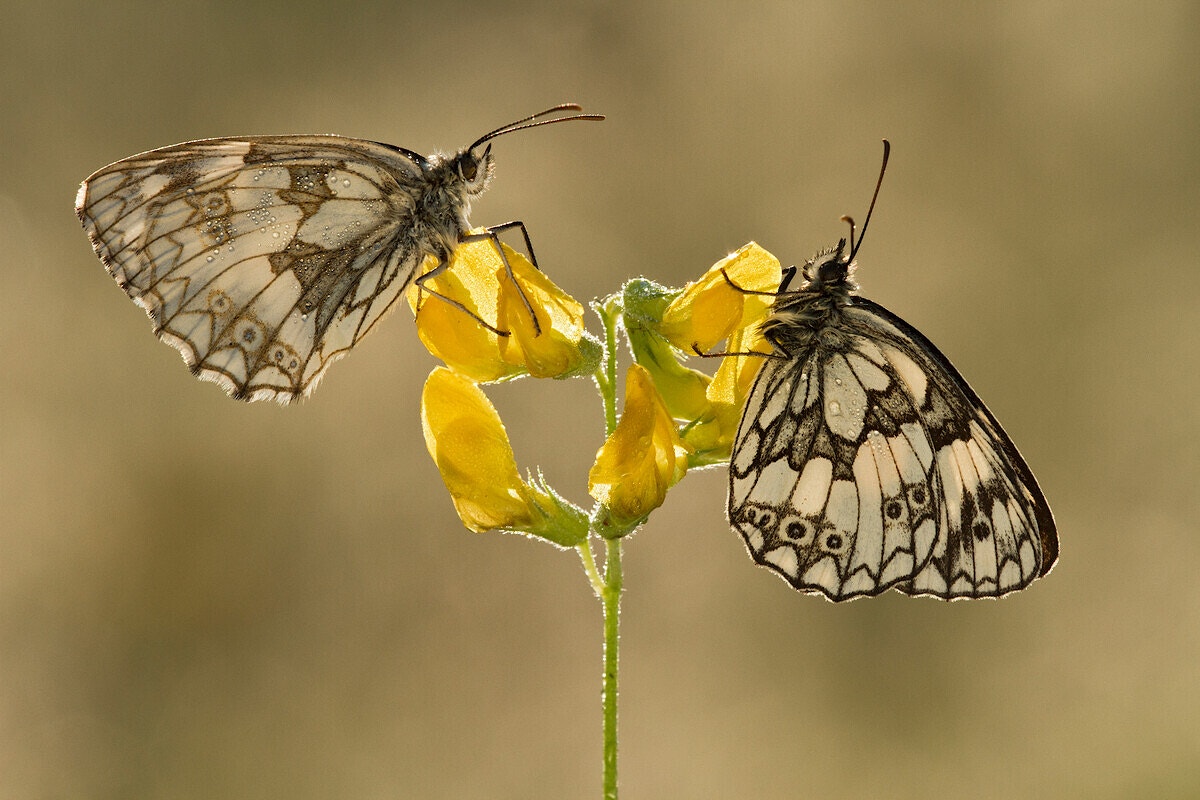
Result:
[3, 1, 1198, 798]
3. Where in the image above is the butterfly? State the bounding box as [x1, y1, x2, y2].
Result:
[76, 104, 603, 404]
[727, 141, 1057, 600]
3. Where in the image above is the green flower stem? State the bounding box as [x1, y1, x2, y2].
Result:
[591, 296, 623, 798]
[574, 495, 623, 800]
[601, 537, 622, 800]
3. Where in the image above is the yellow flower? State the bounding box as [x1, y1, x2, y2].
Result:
[588, 364, 692, 534]
[495, 249, 596, 379]
[697, 318, 775, 458]
[619, 279, 714, 423]
[408, 235, 598, 382]
[421, 367, 586, 544]
[657, 241, 781, 354]
[408, 250, 520, 383]
[622, 245, 779, 463]
[626, 329, 713, 421]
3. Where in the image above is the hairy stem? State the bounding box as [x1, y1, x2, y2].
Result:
[601, 537, 622, 799]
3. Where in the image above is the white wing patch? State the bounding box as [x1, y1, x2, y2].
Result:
[728, 301, 1055, 601]
[78, 137, 429, 403]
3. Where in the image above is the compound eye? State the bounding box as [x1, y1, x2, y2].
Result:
[817, 258, 847, 283]
[459, 155, 479, 182]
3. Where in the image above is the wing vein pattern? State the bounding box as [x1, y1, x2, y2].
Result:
[78, 136, 437, 403]
[729, 287, 1056, 601]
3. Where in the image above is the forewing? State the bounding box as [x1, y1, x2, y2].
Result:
[728, 301, 1056, 601]
[77, 136, 429, 403]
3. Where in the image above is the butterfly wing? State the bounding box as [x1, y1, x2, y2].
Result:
[77, 136, 432, 403]
[728, 297, 1057, 600]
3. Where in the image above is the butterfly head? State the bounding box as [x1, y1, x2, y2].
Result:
[452, 103, 603, 202]
[411, 147, 497, 261]
[781, 138, 889, 300]
[438, 144, 497, 233]
[800, 238, 858, 294]
[451, 143, 497, 197]
[425, 105, 603, 258]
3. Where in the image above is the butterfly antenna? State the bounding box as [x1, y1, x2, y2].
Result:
[840, 215, 858, 254]
[469, 104, 605, 151]
[847, 138, 890, 262]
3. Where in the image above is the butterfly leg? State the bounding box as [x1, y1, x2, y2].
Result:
[691, 344, 788, 360]
[719, 265, 799, 296]
[461, 222, 542, 337]
[480, 220, 540, 270]
[413, 258, 511, 337]
[691, 339, 790, 360]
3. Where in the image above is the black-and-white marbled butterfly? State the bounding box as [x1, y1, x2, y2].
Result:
[76, 104, 602, 404]
[727, 142, 1057, 600]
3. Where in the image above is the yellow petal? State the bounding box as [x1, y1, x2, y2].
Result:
[495, 247, 594, 378]
[703, 320, 775, 458]
[421, 367, 538, 532]
[588, 364, 691, 532]
[408, 242, 521, 383]
[658, 242, 781, 353]
[409, 234, 594, 381]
